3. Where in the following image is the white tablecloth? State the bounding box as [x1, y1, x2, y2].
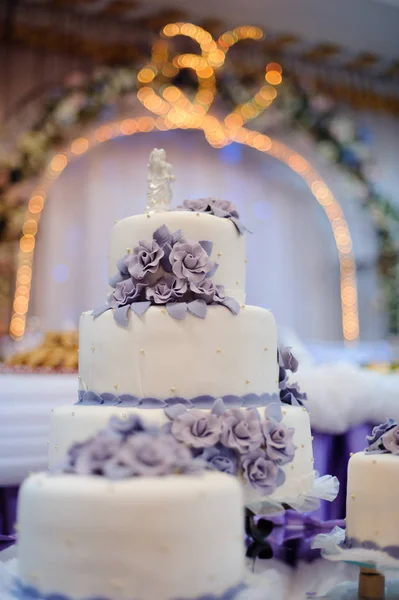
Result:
[0, 374, 76, 485]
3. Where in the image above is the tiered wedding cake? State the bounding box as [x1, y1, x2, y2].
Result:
[16, 417, 246, 600]
[49, 148, 314, 505]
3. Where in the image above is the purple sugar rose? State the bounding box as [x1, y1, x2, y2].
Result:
[210, 198, 239, 219]
[220, 408, 263, 454]
[146, 275, 188, 304]
[125, 239, 164, 280]
[199, 444, 238, 475]
[190, 279, 226, 304]
[241, 450, 279, 495]
[366, 419, 397, 447]
[171, 409, 222, 448]
[278, 347, 299, 373]
[107, 415, 146, 439]
[104, 433, 195, 479]
[169, 239, 213, 285]
[73, 436, 122, 476]
[280, 383, 307, 407]
[382, 426, 399, 455]
[263, 420, 296, 465]
[107, 279, 146, 309]
[178, 198, 212, 213]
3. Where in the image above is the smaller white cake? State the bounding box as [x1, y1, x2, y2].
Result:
[346, 419, 399, 554]
[17, 417, 246, 600]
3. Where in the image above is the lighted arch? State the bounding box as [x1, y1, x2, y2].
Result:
[11, 116, 359, 342]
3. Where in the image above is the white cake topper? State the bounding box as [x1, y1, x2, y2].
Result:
[146, 148, 175, 214]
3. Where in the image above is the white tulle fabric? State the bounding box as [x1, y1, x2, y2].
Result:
[313, 527, 399, 573]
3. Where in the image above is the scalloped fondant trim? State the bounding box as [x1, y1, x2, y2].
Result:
[76, 390, 280, 408]
[343, 535, 399, 559]
[11, 579, 247, 600]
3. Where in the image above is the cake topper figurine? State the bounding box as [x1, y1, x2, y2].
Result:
[146, 148, 175, 214]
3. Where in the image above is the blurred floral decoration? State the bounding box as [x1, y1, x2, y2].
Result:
[0, 22, 398, 335]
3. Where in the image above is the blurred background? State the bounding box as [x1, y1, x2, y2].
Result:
[1, 0, 399, 523]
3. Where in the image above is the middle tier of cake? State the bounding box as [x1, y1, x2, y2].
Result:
[79, 304, 279, 402]
[49, 403, 314, 503]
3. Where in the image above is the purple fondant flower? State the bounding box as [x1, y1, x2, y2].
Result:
[220, 408, 263, 454]
[190, 279, 226, 304]
[107, 415, 147, 439]
[73, 436, 122, 476]
[178, 198, 212, 213]
[280, 383, 307, 407]
[199, 444, 238, 475]
[103, 433, 195, 479]
[125, 239, 165, 280]
[382, 425, 399, 455]
[107, 279, 146, 308]
[278, 347, 299, 373]
[210, 198, 239, 219]
[366, 419, 397, 447]
[171, 409, 222, 448]
[263, 419, 296, 465]
[169, 239, 213, 285]
[241, 450, 279, 495]
[146, 274, 188, 304]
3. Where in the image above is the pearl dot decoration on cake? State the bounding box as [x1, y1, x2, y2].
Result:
[245, 379, 250, 384]
[170, 386, 177, 393]
[301, 444, 305, 449]
[71, 412, 75, 416]
[236, 280, 240, 285]
[241, 304, 245, 309]
[126, 248, 132, 254]
[110, 579, 123, 591]
[264, 347, 268, 351]
[351, 494, 356, 500]
[216, 348, 222, 353]
[161, 308, 166, 314]
[114, 220, 119, 224]
[90, 345, 95, 352]
[196, 212, 200, 217]
[282, 409, 287, 415]
[140, 348, 145, 355]
[113, 383, 118, 390]
[146, 214, 151, 219]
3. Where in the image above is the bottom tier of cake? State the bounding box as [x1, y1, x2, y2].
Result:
[49, 403, 315, 504]
[17, 471, 244, 600]
[346, 452, 399, 551]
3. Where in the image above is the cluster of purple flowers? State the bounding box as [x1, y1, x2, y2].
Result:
[177, 198, 245, 235]
[56, 415, 202, 479]
[165, 400, 296, 496]
[366, 418, 399, 455]
[278, 347, 307, 407]
[93, 225, 239, 324]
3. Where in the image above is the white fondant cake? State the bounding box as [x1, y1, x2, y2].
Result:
[17, 471, 244, 600]
[110, 211, 246, 303]
[49, 404, 314, 502]
[346, 451, 399, 550]
[48, 151, 316, 507]
[79, 305, 278, 400]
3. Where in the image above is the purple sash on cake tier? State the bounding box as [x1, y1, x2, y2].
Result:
[11, 580, 247, 600]
[76, 390, 280, 409]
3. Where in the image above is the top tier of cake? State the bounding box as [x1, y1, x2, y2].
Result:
[109, 211, 246, 304]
